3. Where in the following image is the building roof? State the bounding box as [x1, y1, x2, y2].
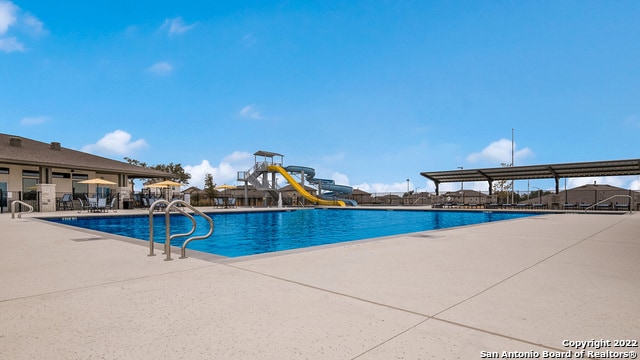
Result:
[421, 159, 640, 185]
[0, 134, 171, 178]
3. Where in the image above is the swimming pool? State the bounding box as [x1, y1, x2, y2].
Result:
[46, 209, 539, 258]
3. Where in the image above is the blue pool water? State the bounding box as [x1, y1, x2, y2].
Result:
[45, 209, 538, 258]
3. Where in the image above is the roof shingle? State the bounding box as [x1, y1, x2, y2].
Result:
[0, 134, 171, 178]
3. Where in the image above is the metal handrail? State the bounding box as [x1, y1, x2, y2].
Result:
[148, 199, 169, 257]
[148, 199, 214, 260]
[584, 195, 633, 213]
[11, 200, 34, 219]
[178, 202, 214, 259]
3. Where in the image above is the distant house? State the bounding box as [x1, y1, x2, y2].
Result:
[440, 189, 495, 206]
[0, 133, 173, 212]
[348, 188, 373, 205]
[182, 186, 203, 196]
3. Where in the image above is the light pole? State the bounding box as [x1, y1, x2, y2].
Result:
[457, 167, 464, 204]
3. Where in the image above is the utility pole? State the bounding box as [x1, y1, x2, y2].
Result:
[457, 167, 464, 204]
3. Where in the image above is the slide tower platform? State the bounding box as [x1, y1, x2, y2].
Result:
[238, 151, 356, 207]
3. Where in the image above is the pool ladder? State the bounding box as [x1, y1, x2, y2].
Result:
[11, 200, 34, 219]
[148, 200, 214, 261]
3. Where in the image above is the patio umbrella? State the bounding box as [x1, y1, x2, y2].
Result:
[214, 184, 236, 206]
[146, 180, 182, 199]
[214, 184, 235, 190]
[78, 178, 117, 198]
[147, 180, 183, 188]
[78, 178, 117, 185]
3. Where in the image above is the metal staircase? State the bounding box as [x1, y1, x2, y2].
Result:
[239, 162, 271, 190]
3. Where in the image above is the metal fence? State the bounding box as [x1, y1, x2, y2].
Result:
[0, 190, 40, 214]
[4, 187, 637, 213]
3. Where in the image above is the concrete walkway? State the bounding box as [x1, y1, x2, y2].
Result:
[1, 209, 638, 359]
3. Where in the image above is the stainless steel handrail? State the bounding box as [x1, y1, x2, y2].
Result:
[148, 199, 214, 260]
[148, 199, 169, 257]
[179, 203, 214, 259]
[11, 200, 34, 219]
[584, 195, 633, 213]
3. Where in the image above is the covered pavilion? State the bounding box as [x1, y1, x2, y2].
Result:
[421, 159, 640, 196]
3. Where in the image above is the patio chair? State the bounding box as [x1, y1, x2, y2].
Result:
[227, 198, 236, 207]
[86, 196, 98, 211]
[77, 198, 92, 213]
[214, 198, 224, 208]
[107, 198, 118, 212]
[97, 198, 107, 212]
[61, 194, 74, 210]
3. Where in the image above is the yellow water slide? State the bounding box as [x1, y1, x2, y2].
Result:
[267, 165, 346, 207]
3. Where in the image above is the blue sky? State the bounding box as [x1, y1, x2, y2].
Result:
[2, 1, 639, 192]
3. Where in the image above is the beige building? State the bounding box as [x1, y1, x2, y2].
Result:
[0, 134, 172, 212]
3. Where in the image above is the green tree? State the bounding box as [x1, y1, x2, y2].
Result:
[150, 162, 191, 185]
[204, 173, 217, 205]
[492, 163, 513, 204]
[123, 157, 147, 168]
[124, 158, 191, 185]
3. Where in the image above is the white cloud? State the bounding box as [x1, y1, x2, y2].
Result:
[0, 1, 46, 53]
[146, 61, 173, 76]
[82, 130, 149, 156]
[331, 172, 349, 186]
[0, 35, 22, 52]
[184, 151, 253, 189]
[161, 17, 196, 35]
[353, 181, 409, 194]
[0, 1, 17, 35]
[20, 115, 49, 126]
[22, 13, 46, 36]
[223, 151, 252, 163]
[467, 138, 534, 165]
[239, 105, 262, 120]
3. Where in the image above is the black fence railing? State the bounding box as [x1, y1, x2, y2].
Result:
[3, 187, 637, 213]
[0, 190, 41, 213]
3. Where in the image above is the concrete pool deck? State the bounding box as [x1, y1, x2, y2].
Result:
[1, 208, 638, 359]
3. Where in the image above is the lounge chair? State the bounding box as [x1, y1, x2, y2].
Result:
[615, 203, 630, 211]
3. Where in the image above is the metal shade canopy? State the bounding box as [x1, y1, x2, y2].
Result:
[421, 159, 640, 195]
